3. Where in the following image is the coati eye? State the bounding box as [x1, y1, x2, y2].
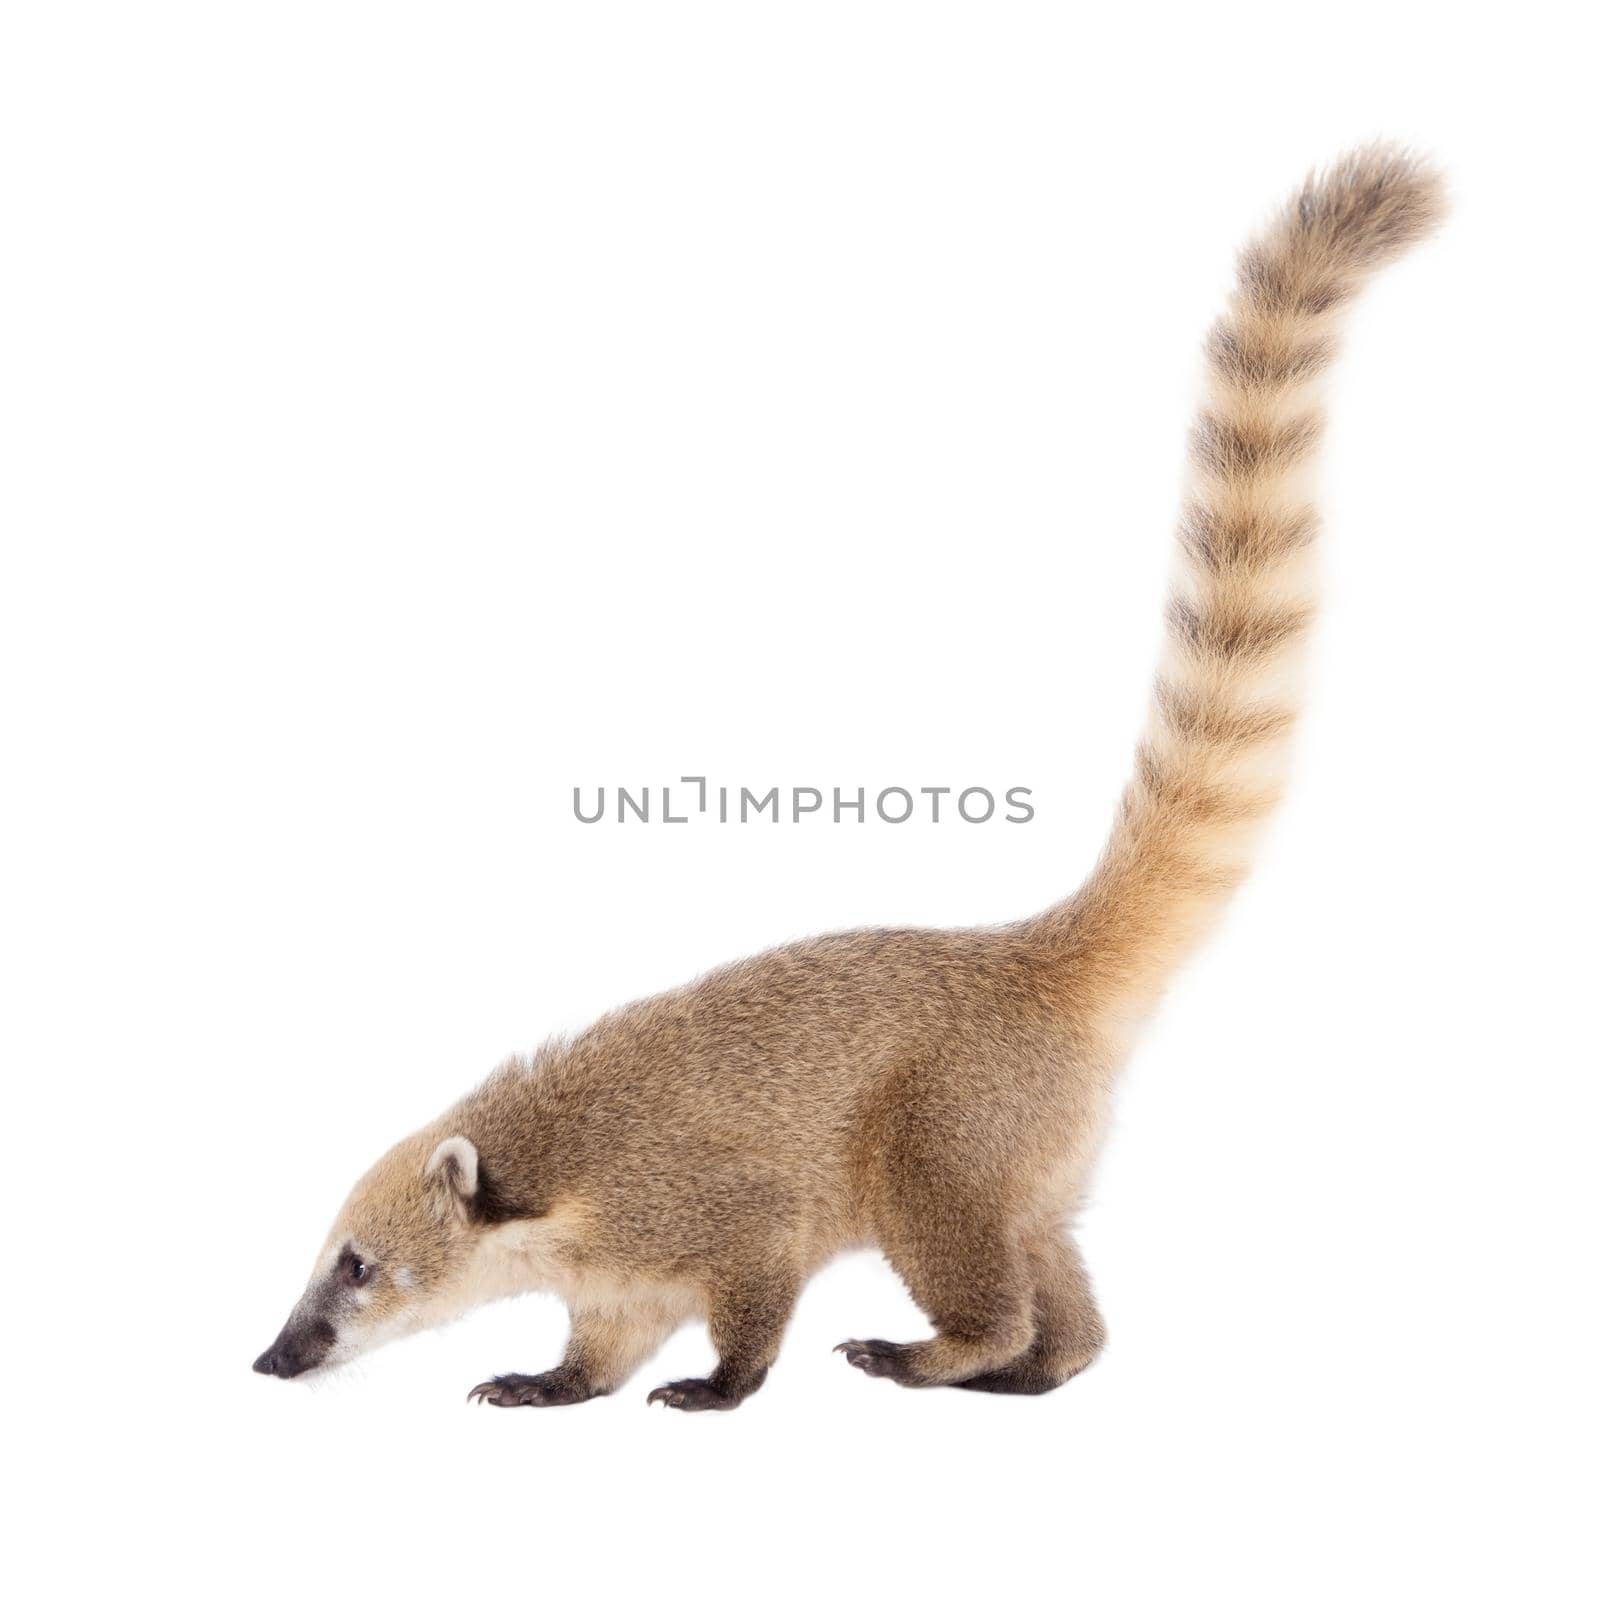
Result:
[341, 1251, 369, 1285]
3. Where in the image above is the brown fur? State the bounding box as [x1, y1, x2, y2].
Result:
[255, 147, 1444, 1407]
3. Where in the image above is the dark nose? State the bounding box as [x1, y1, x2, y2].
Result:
[252, 1318, 334, 1379]
[253, 1337, 313, 1379]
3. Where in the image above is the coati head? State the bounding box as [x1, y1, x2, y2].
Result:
[253, 1130, 512, 1379]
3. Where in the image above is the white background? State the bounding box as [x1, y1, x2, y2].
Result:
[3, 3, 1595, 1595]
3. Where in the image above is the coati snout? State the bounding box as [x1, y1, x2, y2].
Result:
[254, 1317, 335, 1380]
[254, 149, 1443, 1413]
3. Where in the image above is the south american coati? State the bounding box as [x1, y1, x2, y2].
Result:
[254, 147, 1443, 1409]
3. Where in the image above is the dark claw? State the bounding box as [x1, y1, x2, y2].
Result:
[646, 1377, 737, 1412]
[834, 1338, 918, 1382]
[467, 1370, 596, 1408]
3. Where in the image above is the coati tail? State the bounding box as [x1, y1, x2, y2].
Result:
[1047, 145, 1444, 1019]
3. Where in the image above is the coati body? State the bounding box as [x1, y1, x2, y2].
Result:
[255, 148, 1443, 1409]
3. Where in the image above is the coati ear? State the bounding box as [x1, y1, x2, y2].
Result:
[425, 1136, 480, 1222]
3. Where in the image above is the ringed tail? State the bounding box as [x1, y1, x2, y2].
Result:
[1046, 145, 1445, 1020]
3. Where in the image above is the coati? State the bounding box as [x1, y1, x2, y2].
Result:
[254, 147, 1443, 1409]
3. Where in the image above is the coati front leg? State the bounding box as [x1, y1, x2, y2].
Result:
[470, 1294, 685, 1408]
[647, 1269, 799, 1412]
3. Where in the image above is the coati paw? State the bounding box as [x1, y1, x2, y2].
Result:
[951, 1358, 1075, 1395]
[646, 1377, 742, 1412]
[468, 1370, 597, 1407]
[833, 1338, 925, 1385]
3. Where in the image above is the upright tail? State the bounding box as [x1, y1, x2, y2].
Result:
[1045, 145, 1444, 1022]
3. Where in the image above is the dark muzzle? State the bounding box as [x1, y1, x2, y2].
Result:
[252, 1317, 335, 1379]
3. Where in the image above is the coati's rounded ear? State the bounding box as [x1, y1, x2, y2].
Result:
[426, 1136, 479, 1221]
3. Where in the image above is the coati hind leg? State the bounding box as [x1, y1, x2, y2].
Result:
[648, 1268, 800, 1412]
[838, 1193, 1036, 1387]
[953, 1224, 1105, 1395]
[470, 1291, 686, 1408]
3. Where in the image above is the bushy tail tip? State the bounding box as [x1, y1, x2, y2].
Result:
[1242, 144, 1446, 308]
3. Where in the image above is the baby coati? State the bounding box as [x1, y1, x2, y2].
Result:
[254, 147, 1442, 1410]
